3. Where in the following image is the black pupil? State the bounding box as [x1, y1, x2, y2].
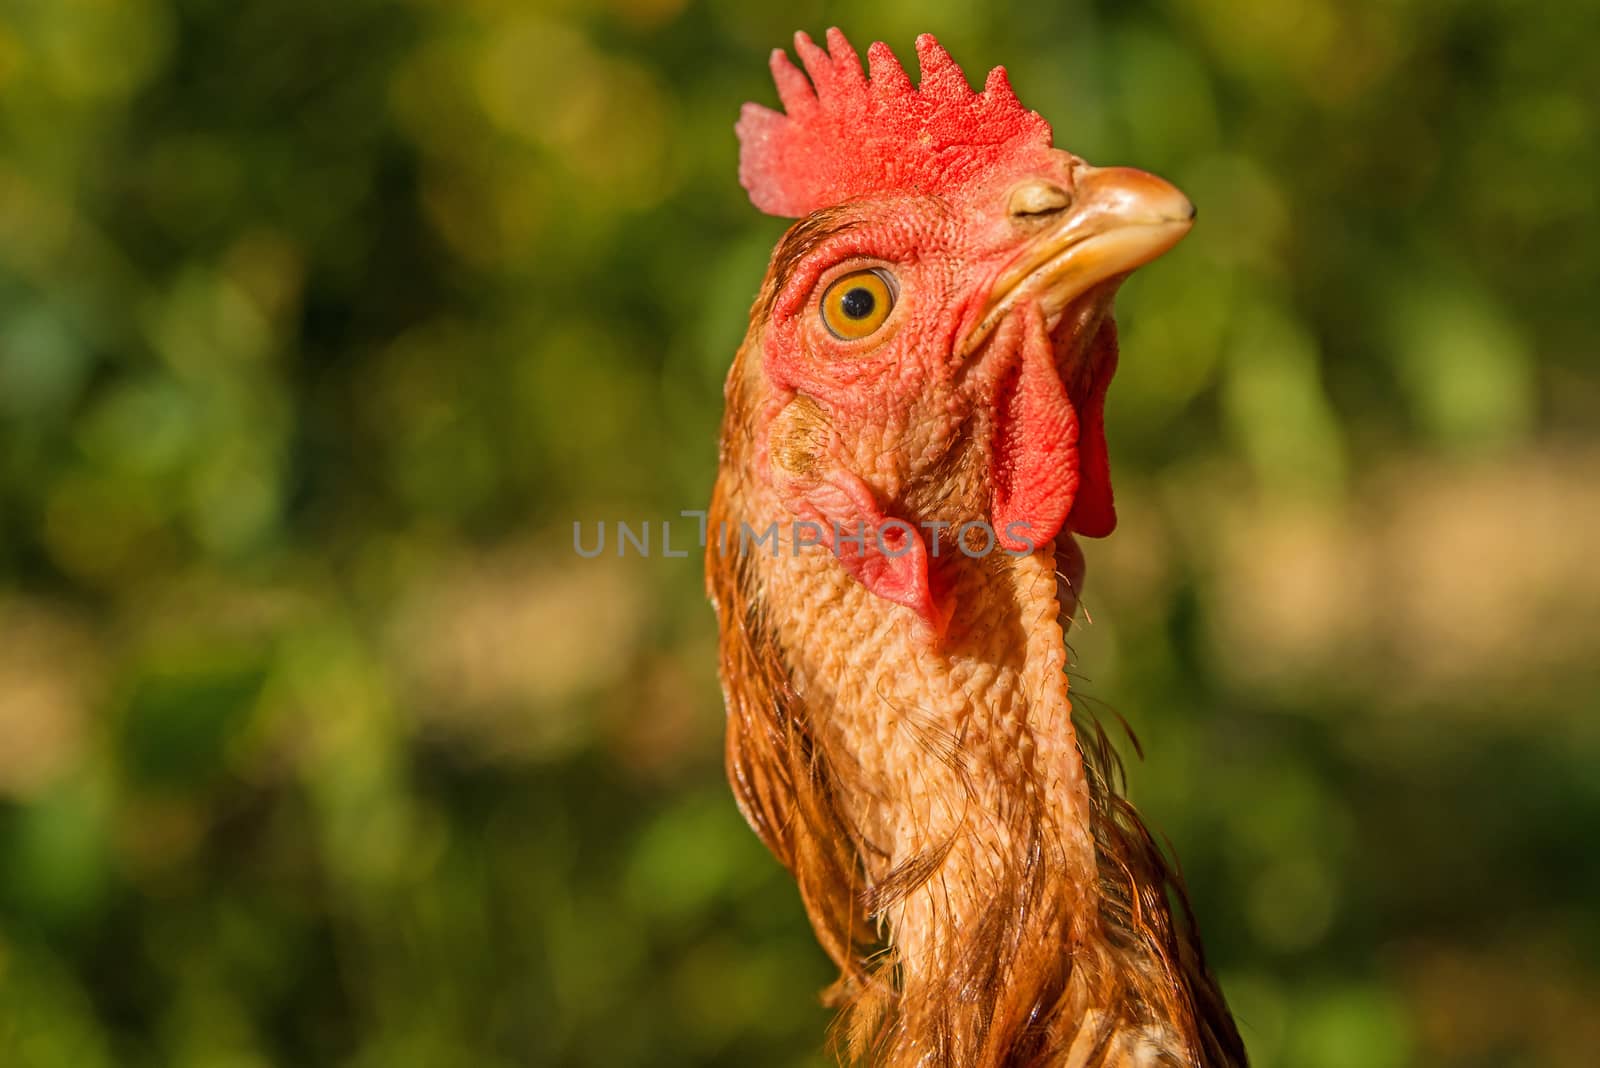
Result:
[840, 286, 876, 320]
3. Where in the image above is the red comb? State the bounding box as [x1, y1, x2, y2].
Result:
[738, 29, 1055, 218]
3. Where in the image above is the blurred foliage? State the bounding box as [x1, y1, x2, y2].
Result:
[0, 0, 1597, 1065]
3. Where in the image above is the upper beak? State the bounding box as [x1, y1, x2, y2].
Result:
[957, 166, 1194, 357]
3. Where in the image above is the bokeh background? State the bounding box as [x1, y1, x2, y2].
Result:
[1, 0, 1596, 1065]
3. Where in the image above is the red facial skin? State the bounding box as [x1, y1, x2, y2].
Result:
[754, 174, 1102, 637]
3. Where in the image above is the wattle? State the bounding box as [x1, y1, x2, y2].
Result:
[989, 308, 1118, 553]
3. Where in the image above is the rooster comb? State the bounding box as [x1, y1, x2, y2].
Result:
[737, 29, 1056, 218]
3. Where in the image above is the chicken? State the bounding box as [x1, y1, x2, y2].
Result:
[706, 29, 1246, 1067]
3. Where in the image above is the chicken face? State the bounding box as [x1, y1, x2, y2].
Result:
[743, 47, 1192, 636]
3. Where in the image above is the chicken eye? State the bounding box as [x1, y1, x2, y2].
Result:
[820, 270, 895, 340]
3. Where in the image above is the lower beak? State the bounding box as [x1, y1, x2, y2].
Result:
[958, 166, 1194, 357]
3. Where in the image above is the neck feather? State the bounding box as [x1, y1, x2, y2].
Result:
[708, 462, 1246, 1067]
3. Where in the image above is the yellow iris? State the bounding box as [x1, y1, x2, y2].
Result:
[820, 270, 894, 340]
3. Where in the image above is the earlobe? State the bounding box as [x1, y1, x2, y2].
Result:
[766, 393, 831, 481]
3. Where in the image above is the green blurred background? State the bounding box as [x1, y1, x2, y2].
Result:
[0, 0, 1596, 1065]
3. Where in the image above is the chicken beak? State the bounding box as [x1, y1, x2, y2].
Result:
[971, 166, 1193, 554]
[957, 166, 1194, 357]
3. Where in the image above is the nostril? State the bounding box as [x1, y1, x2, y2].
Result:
[1008, 181, 1071, 218]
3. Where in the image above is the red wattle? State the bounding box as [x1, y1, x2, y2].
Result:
[1065, 317, 1118, 538]
[991, 307, 1080, 553]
